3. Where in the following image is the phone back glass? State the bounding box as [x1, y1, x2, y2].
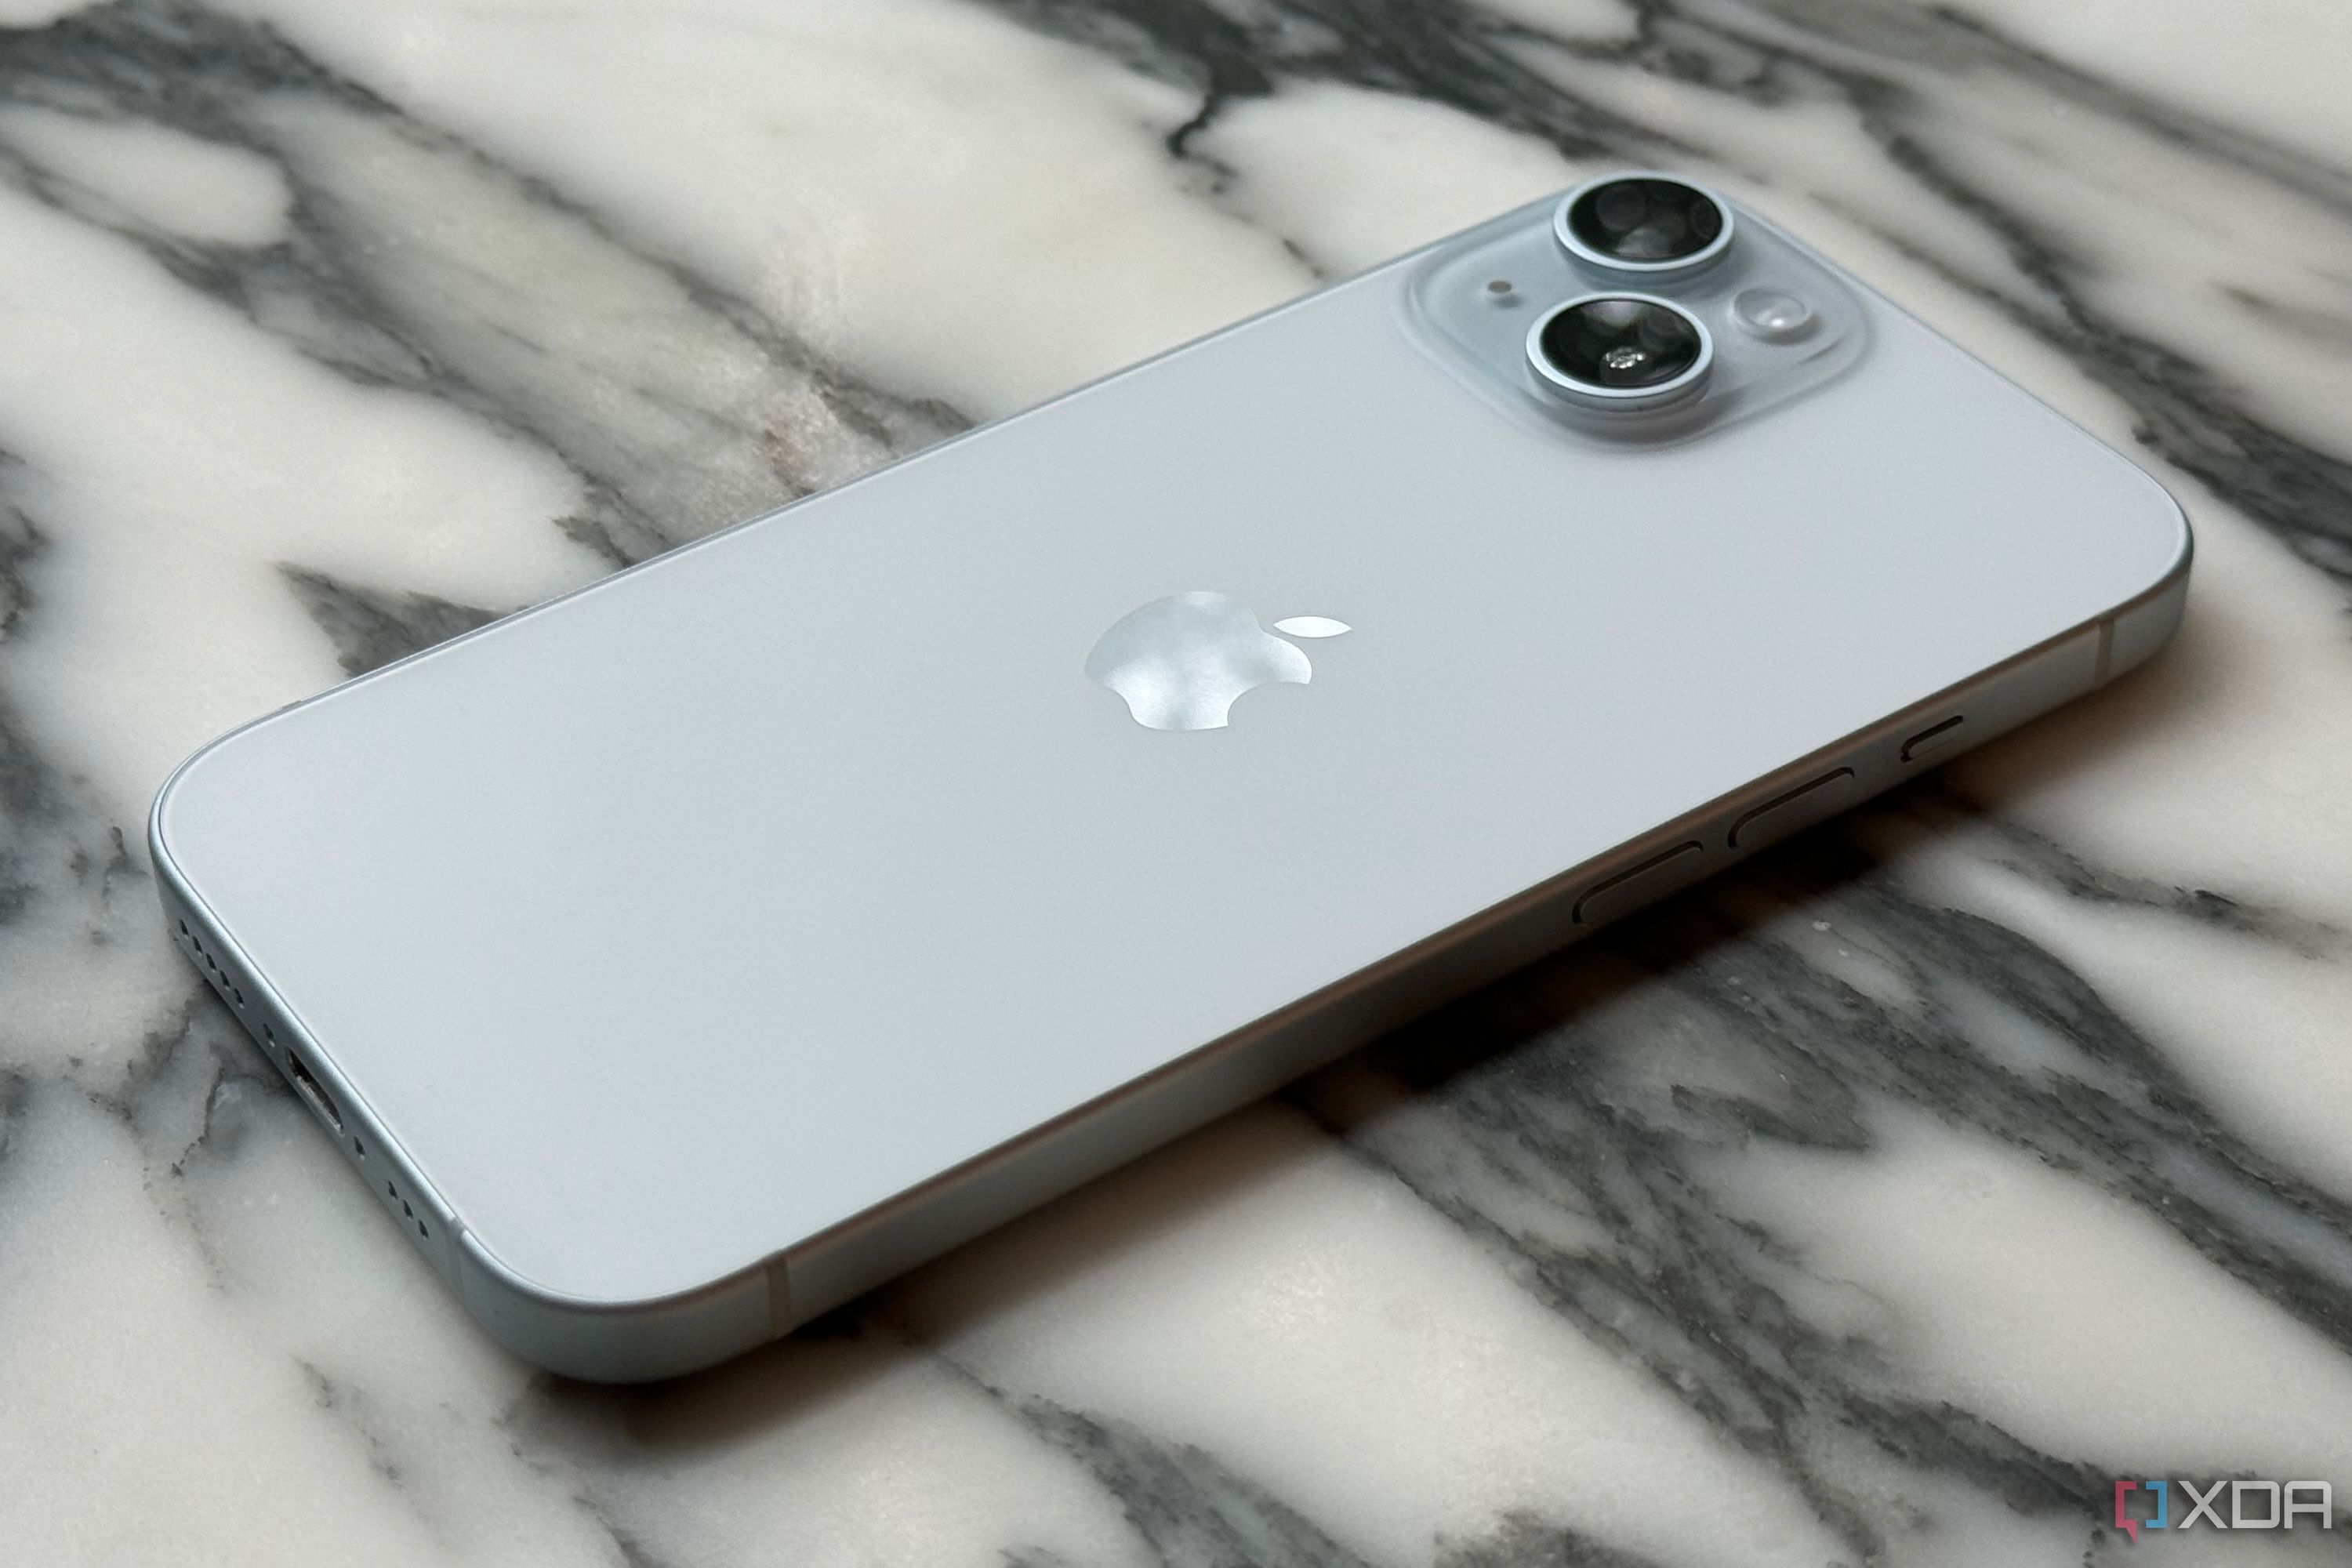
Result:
[155, 197, 2187, 1307]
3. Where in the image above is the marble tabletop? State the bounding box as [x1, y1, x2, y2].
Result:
[5, 1, 2352, 1563]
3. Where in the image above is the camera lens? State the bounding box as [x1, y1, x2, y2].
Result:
[1555, 175, 1731, 272]
[1528, 295, 1711, 408]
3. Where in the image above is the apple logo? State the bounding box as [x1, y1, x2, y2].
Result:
[1085, 590, 1352, 731]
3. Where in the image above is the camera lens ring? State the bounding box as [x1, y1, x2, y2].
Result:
[1554, 172, 1734, 274]
[1526, 292, 1714, 411]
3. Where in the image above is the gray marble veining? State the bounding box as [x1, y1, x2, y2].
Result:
[3, 2, 2351, 1564]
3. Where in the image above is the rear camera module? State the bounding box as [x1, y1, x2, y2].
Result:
[1555, 174, 1733, 274]
[1527, 294, 1713, 412]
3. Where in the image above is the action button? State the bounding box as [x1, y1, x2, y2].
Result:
[1729, 768, 1857, 851]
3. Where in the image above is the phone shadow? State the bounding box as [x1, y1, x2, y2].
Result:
[520, 768, 1994, 1461]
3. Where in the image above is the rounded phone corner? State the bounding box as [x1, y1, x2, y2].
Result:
[2121, 448, 2196, 586]
[147, 701, 304, 884]
[452, 1225, 783, 1383]
[147, 720, 274, 975]
[2107, 495, 2194, 684]
[149, 728, 232, 877]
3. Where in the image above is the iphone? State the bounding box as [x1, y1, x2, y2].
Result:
[151, 175, 2189, 1379]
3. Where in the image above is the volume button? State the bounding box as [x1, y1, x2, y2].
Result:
[1729, 768, 1857, 851]
[1573, 841, 1705, 927]
[1900, 715, 1965, 763]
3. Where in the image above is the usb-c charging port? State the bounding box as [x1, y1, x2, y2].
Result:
[284, 1048, 343, 1131]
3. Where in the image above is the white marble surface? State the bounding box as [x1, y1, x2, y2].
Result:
[4, 1, 2352, 1563]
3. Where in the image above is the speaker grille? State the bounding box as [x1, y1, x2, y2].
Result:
[168, 898, 449, 1270]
